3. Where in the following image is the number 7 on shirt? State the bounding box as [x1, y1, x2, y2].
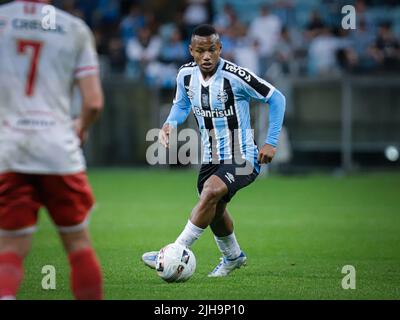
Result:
[17, 39, 43, 97]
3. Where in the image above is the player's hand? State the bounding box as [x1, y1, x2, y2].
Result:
[159, 124, 172, 148]
[258, 144, 277, 164]
[74, 118, 88, 146]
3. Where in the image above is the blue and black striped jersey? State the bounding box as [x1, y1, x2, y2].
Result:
[166, 58, 285, 172]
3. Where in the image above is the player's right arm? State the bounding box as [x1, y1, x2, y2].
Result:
[75, 75, 104, 144]
[160, 70, 191, 148]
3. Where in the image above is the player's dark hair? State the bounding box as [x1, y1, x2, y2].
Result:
[192, 24, 218, 38]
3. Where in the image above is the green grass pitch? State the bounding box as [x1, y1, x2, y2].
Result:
[18, 169, 400, 300]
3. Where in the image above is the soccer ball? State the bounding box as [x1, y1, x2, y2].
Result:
[156, 243, 196, 283]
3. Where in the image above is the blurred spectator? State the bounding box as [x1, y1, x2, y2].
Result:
[158, 27, 188, 67]
[348, 19, 378, 72]
[370, 22, 400, 71]
[308, 27, 344, 76]
[226, 7, 247, 38]
[248, 5, 282, 76]
[213, 3, 235, 33]
[274, 0, 295, 28]
[354, 0, 375, 33]
[274, 27, 295, 75]
[93, 0, 120, 26]
[93, 27, 109, 56]
[120, 4, 147, 45]
[143, 10, 159, 36]
[107, 37, 127, 74]
[74, 0, 99, 27]
[220, 28, 237, 62]
[60, 0, 84, 19]
[126, 27, 161, 79]
[182, 0, 210, 35]
[304, 10, 325, 41]
[234, 37, 261, 75]
[219, 8, 246, 62]
[336, 28, 358, 72]
[351, 19, 376, 57]
[170, 11, 190, 42]
[146, 27, 189, 88]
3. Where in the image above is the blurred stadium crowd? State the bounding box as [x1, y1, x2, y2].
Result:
[3, 0, 400, 88]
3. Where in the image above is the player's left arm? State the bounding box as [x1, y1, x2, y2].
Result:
[239, 70, 286, 164]
[259, 89, 286, 164]
[74, 21, 103, 145]
[76, 75, 104, 144]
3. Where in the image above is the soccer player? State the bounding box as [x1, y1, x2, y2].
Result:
[142, 24, 286, 277]
[0, 0, 103, 299]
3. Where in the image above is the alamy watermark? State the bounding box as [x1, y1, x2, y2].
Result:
[41, 265, 56, 290]
[41, 5, 57, 31]
[341, 5, 356, 30]
[341, 265, 356, 290]
[146, 127, 258, 176]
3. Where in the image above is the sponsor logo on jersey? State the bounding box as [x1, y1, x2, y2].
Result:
[193, 105, 234, 118]
[224, 62, 252, 83]
[5, 113, 57, 131]
[12, 18, 65, 34]
[16, 118, 56, 128]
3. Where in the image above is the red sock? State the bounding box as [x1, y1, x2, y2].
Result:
[0, 252, 23, 299]
[68, 248, 103, 300]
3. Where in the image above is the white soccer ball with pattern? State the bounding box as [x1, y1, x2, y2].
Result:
[156, 243, 196, 283]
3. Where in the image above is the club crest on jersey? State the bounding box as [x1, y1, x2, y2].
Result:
[217, 90, 228, 103]
[224, 62, 252, 83]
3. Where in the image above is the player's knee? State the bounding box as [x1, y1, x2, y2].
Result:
[0, 248, 28, 260]
[0, 236, 31, 259]
[60, 229, 92, 254]
[201, 184, 227, 204]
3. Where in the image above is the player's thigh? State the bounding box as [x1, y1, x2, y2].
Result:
[197, 164, 219, 196]
[39, 172, 95, 232]
[213, 163, 259, 203]
[201, 175, 229, 202]
[0, 172, 41, 235]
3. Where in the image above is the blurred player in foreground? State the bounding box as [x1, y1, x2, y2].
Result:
[0, 0, 103, 299]
[142, 25, 286, 277]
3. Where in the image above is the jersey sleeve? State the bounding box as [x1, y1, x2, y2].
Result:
[265, 89, 286, 147]
[74, 22, 99, 79]
[164, 70, 191, 127]
[239, 69, 276, 103]
[236, 69, 285, 147]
